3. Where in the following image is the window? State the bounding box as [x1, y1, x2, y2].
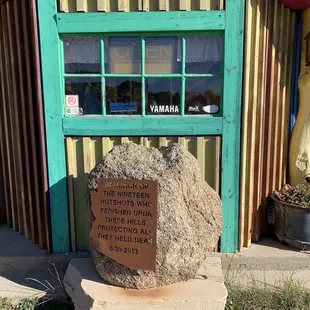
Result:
[62, 35, 223, 116]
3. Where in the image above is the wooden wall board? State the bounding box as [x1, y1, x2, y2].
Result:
[0, 0, 51, 251]
[58, 0, 223, 11]
[239, 0, 295, 249]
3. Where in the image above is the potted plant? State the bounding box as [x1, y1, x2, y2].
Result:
[271, 176, 310, 250]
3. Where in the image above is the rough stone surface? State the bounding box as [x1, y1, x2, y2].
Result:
[87, 143, 222, 289]
[63, 257, 227, 310]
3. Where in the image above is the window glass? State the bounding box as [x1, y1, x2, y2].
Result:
[62, 34, 223, 117]
[65, 77, 102, 115]
[64, 36, 100, 74]
[105, 37, 141, 74]
[186, 36, 222, 75]
[145, 37, 181, 74]
[185, 78, 221, 115]
[106, 78, 142, 115]
[146, 78, 181, 115]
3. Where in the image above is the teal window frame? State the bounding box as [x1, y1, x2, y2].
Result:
[61, 33, 224, 119]
[38, 1, 245, 254]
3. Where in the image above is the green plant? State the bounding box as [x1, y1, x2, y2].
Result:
[226, 279, 310, 310]
[0, 298, 73, 310]
[0, 298, 13, 310]
[273, 184, 310, 207]
[16, 298, 39, 310]
[0, 298, 40, 310]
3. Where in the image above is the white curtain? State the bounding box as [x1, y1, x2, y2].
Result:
[183, 36, 222, 63]
[64, 36, 223, 65]
[64, 36, 100, 64]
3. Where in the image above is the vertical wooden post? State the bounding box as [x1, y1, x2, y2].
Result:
[143, 0, 150, 11]
[76, 0, 87, 12]
[138, 0, 143, 10]
[66, 138, 77, 252]
[97, 0, 109, 12]
[180, 0, 189, 11]
[217, 0, 224, 10]
[37, 0, 70, 253]
[59, 0, 69, 12]
[221, 0, 245, 252]
[159, 0, 169, 11]
[118, 0, 129, 12]
[199, 0, 209, 10]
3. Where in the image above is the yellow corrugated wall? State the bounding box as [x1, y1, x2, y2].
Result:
[239, 0, 295, 250]
[58, 0, 224, 12]
[66, 136, 220, 251]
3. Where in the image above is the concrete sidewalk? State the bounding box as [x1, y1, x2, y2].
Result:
[1, 224, 310, 302]
[221, 238, 310, 289]
[0, 224, 89, 300]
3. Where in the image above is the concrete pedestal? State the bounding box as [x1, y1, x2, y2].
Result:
[63, 257, 227, 310]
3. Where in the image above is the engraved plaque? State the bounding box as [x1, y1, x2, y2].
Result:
[90, 179, 157, 271]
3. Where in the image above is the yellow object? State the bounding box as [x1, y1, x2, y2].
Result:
[290, 9, 310, 186]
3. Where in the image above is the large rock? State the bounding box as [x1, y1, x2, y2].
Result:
[87, 143, 222, 289]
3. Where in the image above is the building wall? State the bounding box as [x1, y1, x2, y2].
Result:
[59, 0, 224, 252]
[59, 0, 296, 251]
[239, 0, 295, 249]
[58, 0, 224, 12]
[66, 136, 220, 251]
[0, 0, 50, 251]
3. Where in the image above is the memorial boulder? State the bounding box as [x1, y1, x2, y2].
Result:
[87, 143, 222, 289]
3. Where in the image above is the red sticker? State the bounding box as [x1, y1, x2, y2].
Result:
[66, 95, 79, 108]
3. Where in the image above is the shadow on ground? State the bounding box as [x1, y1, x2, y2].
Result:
[0, 224, 90, 301]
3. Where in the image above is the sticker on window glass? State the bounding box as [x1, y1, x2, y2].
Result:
[65, 77, 102, 115]
[202, 105, 219, 114]
[106, 78, 141, 115]
[65, 95, 80, 115]
[146, 78, 181, 115]
[110, 102, 137, 113]
[149, 102, 179, 114]
[185, 78, 221, 115]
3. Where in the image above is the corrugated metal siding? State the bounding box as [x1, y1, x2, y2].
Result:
[59, 0, 224, 12]
[66, 136, 220, 251]
[0, 0, 50, 251]
[239, 0, 295, 250]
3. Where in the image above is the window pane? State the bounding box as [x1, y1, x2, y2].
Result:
[146, 78, 181, 115]
[185, 78, 221, 115]
[105, 37, 141, 74]
[145, 37, 181, 74]
[186, 36, 223, 75]
[64, 36, 100, 74]
[106, 78, 142, 115]
[65, 77, 102, 115]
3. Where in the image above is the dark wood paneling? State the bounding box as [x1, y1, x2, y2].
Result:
[0, 0, 51, 251]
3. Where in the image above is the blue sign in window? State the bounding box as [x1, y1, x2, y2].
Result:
[110, 102, 137, 113]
